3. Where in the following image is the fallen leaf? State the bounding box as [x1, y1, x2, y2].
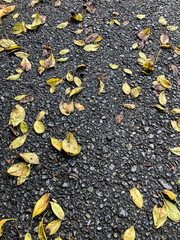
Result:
[174, 48, 180, 55]
[75, 102, 85, 111]
[109, 63, 119, 69]
[122, 82, 131, 95]
[158, 16, 167, 25]
[17, 164, 31, 185]
[138, 28, 150, 41]
[7, 162, 29, 176]
[9, 134, 27, 149]
[62, 132, 81, 156]
[0, 219, 17, 237]
[164, 199, 180, 222]
[158, 78, 172, 89]
[19, 152, 39, 164]
[14, 52, 30, 58]
[136, 14, 146, 19]
[32, 193, 50, 219]
[65, 87, 71, 95]
[59, 101, 74, 116]
[162, 190, 177, 203]
[153, 204, 168, 228]
[171, 120, 180, 132]
[124, 68, 132, 75]
[9, 105, 25, 127]
[98, 80, 104, 95]
[21, 57, 31, 71]
[54, 237, 62, 240]
[59, 49, 70, 55]
[169, 64, 179, 75]
[66, 72, 74, 82]
[169, 147, 180, 156]
[54, 0, 61, 7]
[130, 87, 141, 98]
[0, 5, 15, 19]
[69, 87, 83, 98]
[123, 225, 135, 240]
[160, 34, 169, 44]
[115, 115, 124, 125]
[20, 121, 28, 134]
[12, 21, 26, 34]
[38, 216, 47, 240]
[123, 104, 135, 109]
[20, 95, 34, 103]
[7, 73, 21, 80]
[159, 91, 166, 105]
[110, 19, 120, 25]
[83, 43, 101, 52]
[85, 33, 99, 43]
[73, 29, 83, 34]
[34, 121, 45, 134]
[37, 110, 48, 121]
[45, 219, 61, 236]
[167, 25, 178, 31]
[132, 42, 138, 49]
[71, 11, 83, 21]
[45, 53, 55, 69]
[155, 104, 167, 112]
[24, 232, 32, 240]
[74, 76, 82, 86]
[130, 187, 143, 208]
[9, 126, 19, 136]
[171, 108, 180, 114]
[73, 39, 85, 47]
[84, 1, 96, 14]
[50, 201, 65, 220]
[51, 137, 62, 151]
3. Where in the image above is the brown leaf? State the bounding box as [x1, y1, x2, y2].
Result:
[42, 49, 48, 56]
[152, 81, 165, 91]
[138, 28, 150, 41]
[85, 33, 99, 43]
[169, 64, 179, 75]
[115, 115, 124, 125]
[84, 27, 92, 35]
[9, 126, 19, 136]
[20, 96, 34, 103]
[98, 73, 107, 81]
[54, 0, 61, 7]
[122, 20, 129, 26]
[138, 40, 145, 49]
[160, 34, 169, 45]
[84, 1, 96, 14]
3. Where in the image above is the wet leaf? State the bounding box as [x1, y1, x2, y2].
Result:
[138, 28, 150, 41]
[130, 87, 141, 98]
[162, 190, 177, 203]
[50, 201, 65, 220]
[158, 16, 167, 25]
[74, 76, 82, 86]
[62, 132, 81, 156]
[59, 101, 74, 116]
[21, 57, 31, 71]
[20, 121, 28, 134]
[83, 43, 101, 52]
[0, 5, 15, 18]
[71, 11, 83, 21]
[66, 72, 74, 82]
[34, 121, 45, 134]
[171, 108, 180, 114]
[7, 162, 29, 176]
[153, 204, 168, 228]
[69, 87, 83, 98]
[9, 134, 27, 149]
[14, 95, 28, 101]
[32, 193, 50, 219]
[73, 39, 85, 47]
[109, 63, 119, 69]
[14, 51, 29, 58]
[155, 104, 167, 112]
[159, 91, 166, 105]
[167, 25, 178, 31]
[24, 232, 32, 240]
[20, 95, 34, 103]
[19, 152, 39, 164]
[164, 199, 180, 222]
[45, 53, 55, 69]
[37, 110, 48, 121]
[171, 120, 180, 132]
[169, 147, 180, 156]
[130, 187, 143, 208]
[38, 216, 47, 240]
[0, 219, 17, 237]
[59, 49, 70, 55]
[123, 225, 135, 240]
[12, 21, 26, 34]
[56, 21, 68, 29]
[7, 73, 21, 80]
[45, 219, 61, 236]
[136, 14, 146, 19]
[160, 34, 169, 44]
[122, 82, 131, 95]
[75, 102, 85, 111]
[51, 137, 62, 151]
[124, 68, 132, 75]
[17, 164, 31, 185]
[123, 104, 135, 109]
[98, 80, 104, 95]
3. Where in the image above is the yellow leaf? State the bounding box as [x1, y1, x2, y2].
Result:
[155, 104, 167, 112]
[50, 86, 56, 93]
[158, 16, 167, 25]
[71, 12, 83, 21]
[159, 78, 172, 89]
[94, 35, 102, 42]
[0, 5, 15, 18]
[7, 73, 21, 80]
[160, 34, 169, 44]
[98, 80, 104, 95]
[136, 14, 146, 19]
[59, 49, 70, 55]
[50, 201, 65, 220]
[32, 193, 50, 219]
[0, 219, 17, 237]
[20, 121, 28, 134]
[45, 53, 55, 69]
[83, 43, 101, 52]
[59, 101, 74, 116]
[21, 57, 31, 71]
[132, 42, 138, 49]
[162, 189, 177, 203]
[124, 68, 132, 75]
[62, 132, 81, 156]
[167, 25, 178, 31]
[123, 225, 135, 240]
[65, 87, 71, 95]
[74, 76, 82, 86]
[16, 68, 23, 74]
[37, 110, 48, 121]
[76, 64, 86, 70]
[17, 164, 31, 185]
[45, 219, 61, 236]
[153, 204, 168, 229]
[73, 29, 83, 34]
[123, 104, 135, 109]
[159, 91, 166, 105]
[38, 216, 47, 240]
[122, 82, 131, 95]
[9, 134, 27, 149]
[14, 51, 29, 58]
[73, 39, 85, 46]
[12, 21, 26, 34]
[13, 13, 19, 19]
[164, 199, 180, 222]
[57, 57, 69, 62]
[75, 102, 85, 111]
[66, 72, 74, 82]
[130, 187, 143, 208]
[51, 137, 62, 151]
[138, 28, 150, 41]
[169, 147, 180, 156]
[24, 233, 32, 240]
[139, 51, 147, 60]
[109, 20, 115, 25]
[56, 21, 69, 29]
[174, 48, 180, 55]
[46, 78, 63, 86]
[171, 108, 180, 114]
[19, 152, 39, 164]
[34, 121, 45, 134]
[171, 120, 180, 132]
[0, 47, 4, 52]
[69, 87, 83, 98]
[130, 87, 141, 98]
[7, 162, 29, 176]
[109, 63, 119, 69]
[54, 237, 62, 240]
[114, 19, 120, 25]
[14, 95, 28, 101]
[0, 39, 17, 48]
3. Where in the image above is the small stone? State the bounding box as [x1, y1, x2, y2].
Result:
[87, 186, 94, 192]
[62, 182, 70, 188]
[126, 143, 133, 151]
[131, 165, 137, 172]
[118, 208, 128, 217]
[68, 159, 76, 167]
[158, 179, 172, 190]
[96, 190, 103, 197]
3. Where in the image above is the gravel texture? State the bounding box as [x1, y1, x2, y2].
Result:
[0, 0, 180, 239]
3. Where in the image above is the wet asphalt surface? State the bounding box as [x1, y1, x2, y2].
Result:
[0, 0, 180, 239]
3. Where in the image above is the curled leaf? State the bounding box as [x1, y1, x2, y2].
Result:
[73, 39, 85, 47]
[59, 101, 74, 116]
[83, 43, 101, 52]
[98, 80, 104, 95]
[130, 87, 141, 98]
[37, 110, 48, 121]
[169, 147, 180, 156]
[162, 189, 177, 203]
[75, 102, 85, 111]
[0, 219, 17, 237]
[69, 87, 83, 98]
[138, 28, 150, 41]
[38, 216, 47, 240]
[171, 120, 180, 132]
[158, 16, 167, 25]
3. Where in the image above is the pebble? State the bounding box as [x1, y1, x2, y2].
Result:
[158, 179, 172, 190]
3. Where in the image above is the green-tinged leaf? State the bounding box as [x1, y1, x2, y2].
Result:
[50, 201, 65, 220]
[51, 137, 62, 151]
[59, 49, 70, 55]
[169, 147, 180, 156]
[9, 134, 27, 149]
[122, 82, 131, 95]
[46, 78, 63, 86]
[74, 76, 82, 86]
[24, 232, 32, 240]
[34, 121, 45, 134]
[38, 216, 47, 240]
[136, 14, 146, 19]
[123, 104, 136, 109]
[109, 63, 119, 69]
[56, 21, 69, 29]
[45, 219, 61, 236]
[7, 73, 21, 80]
[155, 104, 167, 112]
[124, 68, 132, 75]
[69, 87, 83, 98]
[37, 110, 48, 121]
[73, 39, 85, 46]
[130, 87, 141, 98]
[62, 132, 81, 156]
[162, 190, 177, 203]
[0, 219, 17, 237]
[110, 19, 120, 25]
[59, 101, 74, 116]
[19, 152, 39, 164]
[7, 162, 29, 176]
[32, 193, 50, 219]
[130, 187, 143, 208]
[159, 91, 166, 105]
[167, 25, 178, 31]
[12, 21, 26, 34]
[123, 225, 135, 240]
[75, 102, 85, 111]
[171, 120, 180, 132]
[0, 39, 17, 48]
[153, 204, 168, 228]
[158, 16, 167, 25]
[17, 164, 31, 185]
[171, 108, 180, 114]
[20, 121, 28, 134]
[83, 43, 101, 52]
[164, 199, 180, 222]
[14, 95, 28, 101]
[98, 80, 104, 95]
[57, 57, 69, 62]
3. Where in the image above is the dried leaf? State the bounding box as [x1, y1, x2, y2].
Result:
[162, 190, 177, 203]
[37, 110, 48, 121]
[65, 87, 71, 95]
[159, 78, 172, 89]
[9, 134, 27, 149]
[84, 1, 96, 14]
[12, 21, 26, 34]
[13, 13, 19, 19]
[17, 164, 31, 185]
[167, 25, 178, 31]
[73, 39, 85, 47]
[46, 78, 63, 89]
[130, 187, 143, 208]
[7, 73, 21, 80]
[71, 12, 83, 21]
[138, 28, 150, 41]
[62, 132, 81, 156]
[123, 104, 135, 109]
[73, 29, 83, 34]
[0, 5, 15, 18]
[50, 201, 65, 220]
[45, 53, 55, 69]
[83, 43, 101, 52]
[7, 162, 29, 176]
[45, 219, 61, 236]
[174, 48, 180, 55]
[59, 101, 74, 116]
[74, 76, 82, 86]
[54, 237, 62, 240]
[0, 219, 17, 237]
[154, 104, 167, 112]
[20, 121, 28, 134]
[132, 42, 138, 49]
[32, 193, 50, 219]
[171, 108, 180, 114]
[9, 126, 19, 136]
[136, 14, 146, 19]
[54, 0, 61, 7]
[159, 91, 166, 105]
[169, 64, 179, 75]
[124, 68, 132, 75]
[24, 233, 32, 240]
[164, 199, 180, 222]
[169, 147, 180, 156]
[51, 137, 62, 151]
[110, 19, 120, 25]
[158, 16, 167, 25]
[153, 204, 168, 228]
[75, 102, 85, 111]
[160, 34, 169, 44]
[14, 52, 29, 58]
[38, 216, 47, 240]
[109, 63, 119, 69]
[85, 33, 99, 43]
[66, 72, 74, 82]
[98, 80, 104, 95]
[14, 95, 28, 101]
[69, 87, 83, 98]
[122, 82, 131, 95]
[19, 152, 39, 164]
[21, 57, 31, 71]
[115, 115, 124, 125]
[57, 57, 69, 62]
[20, 95, 34, 103]
[130, 87, 141, 98]
[59, 49, 70, 55]
[34, 121, 45, 134]
[123, 225, 135, 240]
[171, 120, 180, 132]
